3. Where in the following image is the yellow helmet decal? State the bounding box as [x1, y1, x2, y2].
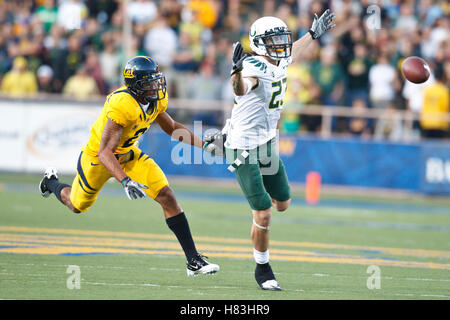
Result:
[123, 68, 135, 79]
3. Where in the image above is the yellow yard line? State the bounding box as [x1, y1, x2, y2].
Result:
[209, 252, 450, 270]
[0, 245, 184, 256]
[269, 240, 450, 259]
[1, 243, 449, 270]
[1, 225, 450, 260]
[0, 226, 178, 241]
[0, 234, 361, 259]
[264, 255, 450, 270]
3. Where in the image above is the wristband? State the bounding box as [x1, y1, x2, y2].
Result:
[121, 177, 129, 186]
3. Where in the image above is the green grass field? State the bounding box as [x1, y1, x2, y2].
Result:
[0, 172, 449, 300]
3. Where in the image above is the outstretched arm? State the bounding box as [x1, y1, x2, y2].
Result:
[156, 111, 204, 148]
[291, 33, 314, 64]
[291, 9, 336, 64]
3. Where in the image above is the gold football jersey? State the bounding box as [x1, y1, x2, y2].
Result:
[83, 86, 168, 156]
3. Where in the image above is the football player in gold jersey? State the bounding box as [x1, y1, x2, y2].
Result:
[39, 56, 219, 276]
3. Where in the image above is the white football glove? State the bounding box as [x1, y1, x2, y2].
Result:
[121, 177, 148, 200]
[309, 9, 336, 39]
[203, 129, 227, 157]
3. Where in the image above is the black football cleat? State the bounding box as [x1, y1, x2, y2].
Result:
[186, 254, 220, 276]
[255, 262, 282, 291]
[39, 167, 58, 198]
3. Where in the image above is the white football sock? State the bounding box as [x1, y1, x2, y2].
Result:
[253, 248, 269, 264]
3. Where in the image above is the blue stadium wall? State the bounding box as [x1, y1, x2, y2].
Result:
[140, 130, 450, 195]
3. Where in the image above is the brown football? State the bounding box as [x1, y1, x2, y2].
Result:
[401, 56, 430, 83]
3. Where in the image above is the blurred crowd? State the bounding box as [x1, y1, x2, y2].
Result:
[0, 0, 448, 139]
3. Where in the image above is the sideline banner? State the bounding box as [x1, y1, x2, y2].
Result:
[420, 143, 450, 195]
[278, 136, 421, 191]
[0, 101, 100, 174]
[141, 132, 450, 195]
[141, 133, 423, 191]
[2, 101, 450, 195]
[0, 103, 27, 171]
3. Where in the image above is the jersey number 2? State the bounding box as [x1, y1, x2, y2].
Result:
[268, 77, 287, 109]
[122, 127, 148, 148]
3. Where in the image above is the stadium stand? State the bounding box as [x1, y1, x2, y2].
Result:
[0, 0, 448, 140]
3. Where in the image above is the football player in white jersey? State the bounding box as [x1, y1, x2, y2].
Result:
[208, 10, 335, 290]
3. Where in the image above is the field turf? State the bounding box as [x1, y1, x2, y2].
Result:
[0, 172, 449, 300]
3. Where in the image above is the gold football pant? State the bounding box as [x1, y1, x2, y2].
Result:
[70, 146, 169, 212]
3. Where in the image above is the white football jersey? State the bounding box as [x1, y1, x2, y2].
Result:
[224, 55, 292, 150]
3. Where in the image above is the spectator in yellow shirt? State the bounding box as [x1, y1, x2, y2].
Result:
[1, 57, 38, 97]
[420, 69, 449, 139]
[62, 66, 99, 100]
[188, 0, 218, 29]
[282, 58, 321, 133]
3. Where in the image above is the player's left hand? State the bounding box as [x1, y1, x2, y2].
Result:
[203, 129, 226, 157]
[309, 9, 336, 39]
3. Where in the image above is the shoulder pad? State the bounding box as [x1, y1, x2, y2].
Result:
[244, 56, 267, 73]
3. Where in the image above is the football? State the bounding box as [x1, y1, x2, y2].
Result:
[401, 56, 430, 83]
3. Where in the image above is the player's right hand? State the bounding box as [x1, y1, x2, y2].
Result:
[231, 42, 248, 76]
[121, 177, 148, 200]
[203, 129, 226, 157]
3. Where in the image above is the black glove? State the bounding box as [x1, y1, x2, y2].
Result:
[309, 9, 336, 39]
[231, 42, 248, 76]
[203, 129, 227, 157]
[121, 177, 148, 200]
